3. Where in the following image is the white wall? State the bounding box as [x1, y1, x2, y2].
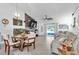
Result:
[56, 13, 73, 32]
[0, 4, 25, 39]
[37, 20, 45, 35]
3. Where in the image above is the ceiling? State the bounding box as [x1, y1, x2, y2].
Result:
[6, 3, 79, 21]
[26, 3, 79, 20]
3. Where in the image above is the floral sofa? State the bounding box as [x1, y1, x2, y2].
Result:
[51, 31, 77, 55]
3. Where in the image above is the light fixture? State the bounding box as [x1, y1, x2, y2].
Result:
[43, 15, 53, 20]
[14, 3, 20, 19]
[14, 12, 20, 18]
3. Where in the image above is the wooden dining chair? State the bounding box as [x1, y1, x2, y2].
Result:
[24, 37, 36, 51]
[4, 39, 21, 55]
[23, 32, 36, 51]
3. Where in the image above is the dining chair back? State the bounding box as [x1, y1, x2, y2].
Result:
[4, 38, 20, 55]
[4, 39, 9, 46]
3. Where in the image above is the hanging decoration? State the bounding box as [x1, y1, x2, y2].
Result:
[2, 18, 9, 25]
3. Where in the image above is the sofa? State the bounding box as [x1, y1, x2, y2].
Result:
[51, 31, 77, 54]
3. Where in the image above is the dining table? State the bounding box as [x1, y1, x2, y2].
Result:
[13, 34, 28, 51]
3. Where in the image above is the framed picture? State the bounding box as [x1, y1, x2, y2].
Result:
[58, 24, 69, 31]
[13, 18, 23, 26]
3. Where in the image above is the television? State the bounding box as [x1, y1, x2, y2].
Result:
[24, 13, 37, 29]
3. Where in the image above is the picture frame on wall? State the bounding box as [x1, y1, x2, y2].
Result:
[58, 24, 69, 31]
[13, 18, 23, 26]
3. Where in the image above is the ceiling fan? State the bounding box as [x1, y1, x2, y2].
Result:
[43, 15, 53, 20]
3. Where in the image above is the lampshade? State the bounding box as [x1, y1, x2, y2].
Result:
[14, 12, 20, 17]
[14, 3, 20, 19]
